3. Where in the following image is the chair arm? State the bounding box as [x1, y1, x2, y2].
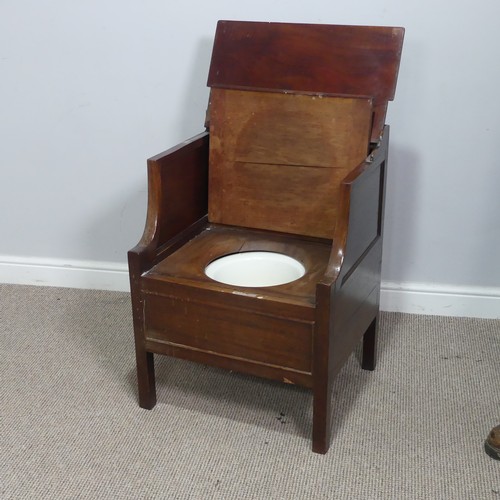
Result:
[319, 126, 389, 289]
[128, 131, 209, 273]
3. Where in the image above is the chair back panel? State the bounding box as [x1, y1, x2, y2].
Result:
[207, 21, 404, 141]
[208, 89, 372, 239]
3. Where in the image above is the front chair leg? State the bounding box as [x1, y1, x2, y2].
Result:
[136, 348, 156, 409]
[361, 315, 378, 371]
[312, 377, 332, 454]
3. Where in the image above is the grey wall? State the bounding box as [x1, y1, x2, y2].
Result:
[1, 0, 499, 294]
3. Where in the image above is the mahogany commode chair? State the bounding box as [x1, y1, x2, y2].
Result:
[128, 21, 404, 453]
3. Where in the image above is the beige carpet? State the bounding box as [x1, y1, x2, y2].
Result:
[1, 284, 499, 499]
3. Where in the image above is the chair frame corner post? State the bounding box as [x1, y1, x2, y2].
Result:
[360, 125, 390, 372]
[127, 156, 163, 411]
[128, 249, 157, 410]
[361, 315, 378, 371]
[312, 282, 334, 454]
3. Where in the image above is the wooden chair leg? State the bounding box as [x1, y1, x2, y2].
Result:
[136, 348, 156, 409]
[361, 315, 378, 371]
[312, 378, 332, 454]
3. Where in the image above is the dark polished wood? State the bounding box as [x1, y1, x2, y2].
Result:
[207, 21, 404, 141]
[128, 133, 209, 410]
[362, 316, 378, 371]
[128, 21, 403, 454]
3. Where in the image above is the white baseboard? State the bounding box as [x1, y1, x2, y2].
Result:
[1, 257, 499, 319]
[0, 256, 130, 292]
[380, 281, 500, 319]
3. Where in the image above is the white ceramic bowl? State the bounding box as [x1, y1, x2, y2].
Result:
[205, 251, 305, 287]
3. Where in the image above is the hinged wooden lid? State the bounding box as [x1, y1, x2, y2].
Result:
[207, 21, 404, 142]
[208, 89, 373, 239]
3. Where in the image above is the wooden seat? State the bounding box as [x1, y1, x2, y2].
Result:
[141, 224, 331, 384]
[128, 21, 404, 453]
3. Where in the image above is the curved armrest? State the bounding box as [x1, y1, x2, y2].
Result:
[129, 131, 209, 273]
[319, 126, 389, 289]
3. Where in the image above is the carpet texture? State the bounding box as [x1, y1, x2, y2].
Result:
[1, 284, 499, 499]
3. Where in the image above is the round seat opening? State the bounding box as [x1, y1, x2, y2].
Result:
[205, 251, 306, 288]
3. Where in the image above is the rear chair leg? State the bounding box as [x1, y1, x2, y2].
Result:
[362, 315, 378, 371]
[136, 347, 156, 409]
